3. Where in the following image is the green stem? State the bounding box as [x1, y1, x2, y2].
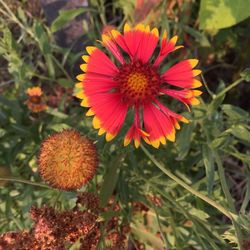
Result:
[140, 145, 233, 219]
[0, 177, 51, 189]
[215, 78, 242, 100]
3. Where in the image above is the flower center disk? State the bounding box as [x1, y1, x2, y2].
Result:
[117, 61, 161, 104]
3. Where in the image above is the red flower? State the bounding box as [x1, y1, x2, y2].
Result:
[75, 23, 202, 148]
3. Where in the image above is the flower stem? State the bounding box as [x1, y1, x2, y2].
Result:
[0, 177, 51, 189]
[214, 78, 242, 100]
[140, 144, 233, 219]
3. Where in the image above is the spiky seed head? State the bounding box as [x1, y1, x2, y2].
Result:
[38, 129, 98, 190]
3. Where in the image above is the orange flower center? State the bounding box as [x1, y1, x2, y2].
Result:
[116, 61, 161, 105]
[29, 96, 41, 104]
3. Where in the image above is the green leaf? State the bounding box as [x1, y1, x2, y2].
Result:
[222, 104, 249, 120]
[48, 123, 71, 132]
[199, 0, 250, 30]
[183, 25, 210, 47]
[51, 8, 91, 33]
[17, 7, 27, 24]
[0, 128, 6, 138]
[45, 108, 68, 119]
[229, 125, 250, 146]
[58, 78, 73, 88]
[99, 154, 124, 207]
[202, 145, 215, 196]
[240, 68, 250, 82]
[176, 123, 195, 160]
[208, 94, 225, 114]
[211, 136, 229, 149]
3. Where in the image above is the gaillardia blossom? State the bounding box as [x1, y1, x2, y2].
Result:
[75, 23, 202, 148]
[26, 86, 48, 113]
[38, 130, 98, 190]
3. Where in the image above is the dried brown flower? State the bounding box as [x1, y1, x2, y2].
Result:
[0, 192, 129, 250]
[38, 130, 98, 190]
[25, 87, 48, 113]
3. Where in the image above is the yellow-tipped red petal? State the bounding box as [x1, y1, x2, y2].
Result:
[145, 25, 150, 33]
[192, 69, 202, 76]
[159, 136, 166, 145]
[180, 116, 189, 123]
[75, 91, 85, 99]
[86, 108, 95, 116]
[162, 30, 167, 40]
[86, 46, 96, 55]
[175, 121, 181, 130]
[76, 74, 85, 81]
[80, 99, 90, 107]
[75, 82, 83, 89]
[111, 29, 120, 39]
[151, 140, 160, 149]
[192, 79, 202, 88]
[170, 36, 178, 45]
[193, 90, 202, 96]
[134, 139, 140, 148]
[106, 133, 115, 141]
[82, 55, 89, 63]
[124, 137, 131, 147]
[93, 116, 101, 129]
[98, 128, 106, 136]
[135, 23, 145, 31]
[174, 45, 184, 51]
[190, 98, 200, 105]
[188, 59, 199, 68]
[124, 23, 131, 32]
[151, 28, 159, 37]
[80, 64, 88, 72]
[166, 130, 175, 142]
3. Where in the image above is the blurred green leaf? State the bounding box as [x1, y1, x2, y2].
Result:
[45, 108, 68, 119]
[199, 0, 250, 30]
[222, 104, 249, 120]
[229, 125, 250, 146]
[176, 123, 195, 160]
[211, 136, 229, 149]
[58, 78, 73, 88]
[183, 25, 210, 47]
[51, 8, 92, 33]
[99, 154, 124, 207]
[202, 145, 215, 196]
[208, 95, 225, 114]
[17, 7, 27, 24]
[0, 128, 6, 138]
[240, 68, 250, 81]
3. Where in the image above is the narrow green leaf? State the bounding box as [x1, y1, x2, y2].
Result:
[202, 145, 215, 196]
[99, 154, 124, 207]
[222, 104, 249, 120]
[176, 123, 195, 160]
[45, 108, 68, 119]
[229, 125, 250, 146]
[51, 8, 92, 33]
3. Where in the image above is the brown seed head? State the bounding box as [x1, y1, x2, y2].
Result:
[38, 130, 98, 190]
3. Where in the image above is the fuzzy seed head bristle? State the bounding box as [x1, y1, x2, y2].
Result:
[38, 129, 98, 190]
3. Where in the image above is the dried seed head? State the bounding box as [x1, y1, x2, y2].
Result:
[38, 129, 98, 190]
